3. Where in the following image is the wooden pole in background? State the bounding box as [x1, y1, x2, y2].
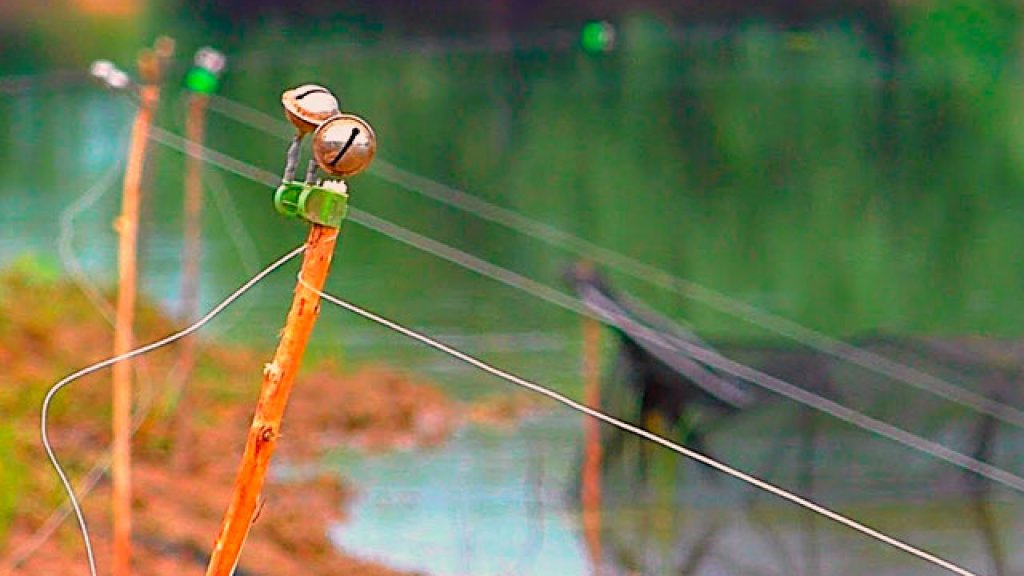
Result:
[111, 38, 171, 576]
[180, 91, 207, 359]
[205, 224, 339, 575]
[581, 313, 604, 572]
[173, 89, 209, 472]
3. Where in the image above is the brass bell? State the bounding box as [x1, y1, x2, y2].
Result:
[312, 114, 376, 178]
[281, 84, 340, 134]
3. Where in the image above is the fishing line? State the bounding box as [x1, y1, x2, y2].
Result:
[169, 93, 265, 306]
[10, 149, 165, 574]
[56, 132, 164, 392]
[14, 87, 264, 574]
[359, 202, 1024, 493]
[200, 92, 1024, 432]
[2, 458, 104, 574]
[147, 125, 1024, 495]
[201, 167, 265, 334]
[157, 96, 267, 408]
[301, 279, 980, 576]
[57, 131, 170, 347]
[47, 94, 1003, 573]
[13, 41, 995, 573]
[42, 131, 178, 549]
[56, 138, 126, 325]
[39, 244, 305, 576]
[368, 160, 1024, 430]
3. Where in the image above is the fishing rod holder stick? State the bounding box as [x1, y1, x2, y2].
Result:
[205, 224, 338, 576]
[175, 45, 226, 472]
[111, 37, 174, 576]
[206, 85, 374, 576]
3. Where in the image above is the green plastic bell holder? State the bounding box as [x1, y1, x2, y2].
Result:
[274, 180, 349, 228]
[184, 67, 220, 94]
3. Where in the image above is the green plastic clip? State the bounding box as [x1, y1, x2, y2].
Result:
[184, 47, 226, 94]
[184, 67, 220, 94]
[273, 180, 349, 228]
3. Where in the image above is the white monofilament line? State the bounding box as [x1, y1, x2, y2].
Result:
[200, 91, 1024, 432]
[57, 139, 126, 325]
[145, 125, 1024, 494]
[40, 245, 306, 576]
[300, 277, 979, 576]
[145, 122, 1000, 571]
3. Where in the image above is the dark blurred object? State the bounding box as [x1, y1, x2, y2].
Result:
[565, 262, 754, 427]
[566, 264, 1017, 575]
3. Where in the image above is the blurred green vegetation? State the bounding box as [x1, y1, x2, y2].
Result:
[2, 7, 1023, 368]
[3, 2, 1024, 567]
[5, 6, 1024, 343]
[312, 7, 1024, 340]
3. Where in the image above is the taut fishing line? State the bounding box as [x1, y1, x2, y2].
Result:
[26, 95, 991, 574]
[367, 161, 1024, 430]
[40, 244, 305, 576]
[156, 96, 268, 430]
[201, 92, 1024, 432]
[7, 150, 157, 574]
[19, 54, 1003, 574]
[146, 124, 1024, 493]
[138, 121, 1005, 572]
[301, 278, 980, 576]
[56, 138, 126, 325]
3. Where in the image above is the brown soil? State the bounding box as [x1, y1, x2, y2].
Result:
[0, 264, 540, 575]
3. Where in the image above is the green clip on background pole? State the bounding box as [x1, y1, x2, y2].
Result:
[273, 181, 349, 228]
[184, 46, 226, 94]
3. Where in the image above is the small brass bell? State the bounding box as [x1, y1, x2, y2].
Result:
[312, 114, 376, 178]
[281, 84, 340, 135]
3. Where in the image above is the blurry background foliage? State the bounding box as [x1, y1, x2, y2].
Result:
[4, 0, 1024, 546]
[2, 1, 1024, 340]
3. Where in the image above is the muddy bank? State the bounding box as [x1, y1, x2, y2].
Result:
[0, 263, 537, 575]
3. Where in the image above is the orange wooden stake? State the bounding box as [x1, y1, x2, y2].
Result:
[111, 40, 169, 576]
[180, 91, 208, 353]
[173, 90, 209, 472]
[205, 224, 339, 575]
[581, 313, 604, 571]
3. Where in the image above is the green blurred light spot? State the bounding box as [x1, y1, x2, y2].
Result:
[581, 21, 615, 53]
[185, 68, 219, 94]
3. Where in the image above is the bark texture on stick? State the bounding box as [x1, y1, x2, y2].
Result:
[581, 315, 603, 572]
[205, 224, 339, 576]
[111, 53, 161, 576]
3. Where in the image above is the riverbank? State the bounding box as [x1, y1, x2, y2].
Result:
[0, 260, 536, 575]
